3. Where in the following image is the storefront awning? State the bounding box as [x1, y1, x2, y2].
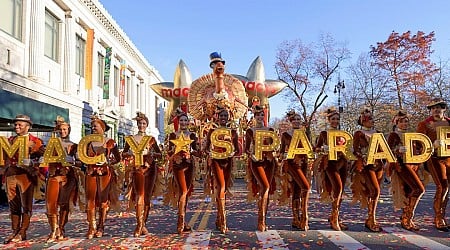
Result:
[0, 89, 69, 131]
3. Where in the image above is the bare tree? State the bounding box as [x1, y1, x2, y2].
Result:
[275, 33, 350, 138]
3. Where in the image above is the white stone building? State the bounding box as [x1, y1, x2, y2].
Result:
[0, 0, 167, 146]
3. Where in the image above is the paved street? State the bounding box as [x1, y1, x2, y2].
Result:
[1, 179, 450, 249]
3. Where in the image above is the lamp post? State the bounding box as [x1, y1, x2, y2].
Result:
[334, 78, 345, 113]
[334, 78, 345, 129]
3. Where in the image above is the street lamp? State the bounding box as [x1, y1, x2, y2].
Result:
[334, 78, 345, 113]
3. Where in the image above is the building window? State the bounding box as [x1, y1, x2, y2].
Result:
[114, 66, 119, 97]
[44, 10, 59, 61]
[75, 35, 85, 76]
[126, 76, 131, 104]
[0, 0, 23, 40]
[97, 53, 104, 87]
[155, 96, 159, 128]
[136, 83, 140, 110]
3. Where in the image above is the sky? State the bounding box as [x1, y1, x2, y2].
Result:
[99, 0, 450, 120]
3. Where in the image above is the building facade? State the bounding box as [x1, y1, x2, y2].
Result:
[0, 0, 167, 146]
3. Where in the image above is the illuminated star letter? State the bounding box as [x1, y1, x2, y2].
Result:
[0, 136, 27, 165]
[286, 129, 314, 159]
[210, 128, 234, 159]
[170, 133, 193, 155]
[254, 130, 280, 161]
[403, 132, 433, 164]
[366, 133, 396, 165]
[436, 126, 450, 157]
[78, 134, 106, 164]
[41, 135, 70, 166]
[327, 130, 356, 161]
[124, 136, 151, 166]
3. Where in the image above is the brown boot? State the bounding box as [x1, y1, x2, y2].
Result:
[406, 197, 420, 231]
[291, 199, 302, 229]
[141, 205, 150, 235]
[177, 199, 186, 234]
[95, 207, 108, 237]
[11, 213, 31, 243]
[330, 200, 341, 231]
[58, 209, 69, 240]
[134, 205, 145, 237]
[46, 214, 60, 243]
[338, 198, 348, 230]
[433, 197, 448, 231]
[217, 198, 227, 233]
[299, 196, 309, 231]
[86, 209, 97, 239]
[365, 198, 381, 232]
[183, 198, 191, 232]
[257, 194, 268, 232]
[400, 207, 410, 230]
[3, 214, 20, 244]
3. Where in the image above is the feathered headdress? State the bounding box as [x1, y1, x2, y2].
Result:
[357, 106, 372, 126]
[133, 111, 149, 124]
[392, 110, 409, 124]
[286, 110, 300, 121]
[325, 107, 339, 118]
[90, 113, 110, 132]
[252, 104, 265, 115]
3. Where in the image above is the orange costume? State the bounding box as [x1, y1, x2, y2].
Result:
[204, 106, 240, 233]
[84, 116, 121, 239]
[45, 117, 78, 242]
[387, 111, 425, 231]
[122, 112, 162, 237]
[416, 98, 450, 231]
[314, 108, 348, 231]
[350, 108, 384, 232]
[245, 105, 277, 232]
[3, 115, 45, 244]
[166, 112, 199, 234]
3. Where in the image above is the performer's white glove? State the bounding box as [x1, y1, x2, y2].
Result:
[21, 158, 31, 166]
[38, 156, 45, 164]
[398, 146, 407, 153]
[282, 153, 288, 160]
[142, 148, 149, 155]
[322, 145, 329, 153]
[433, 140, 446, 149]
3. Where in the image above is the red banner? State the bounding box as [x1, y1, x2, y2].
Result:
[119, 60, 126, 106]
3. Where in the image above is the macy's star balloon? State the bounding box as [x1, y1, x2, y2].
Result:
[150, 60, 192, 121]
[233, 56, 288, 115]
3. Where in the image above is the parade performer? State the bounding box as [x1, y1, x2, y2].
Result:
[417, 98, 450, 231]
[45, 117, 78, 242]
[84, 115, 121, 239]
[314, 108, 348, 231]
[3, 114, 45, 244]
[166, 112, 199, 234]
[279, 110, 311, 231]
[204, 106, 240, 233]
[122, 112, 162, 237]
[350, 108, 384, 232]
[387, 110, 425, 231]
[245, 105, 277, 232]
[188, 52, 248, 122]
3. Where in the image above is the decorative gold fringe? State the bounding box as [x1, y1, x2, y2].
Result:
[349, 170, 368, 209]
[74, 168, 86, 212]
[108, 166, 122, 212]
[390, 171, 407, 211]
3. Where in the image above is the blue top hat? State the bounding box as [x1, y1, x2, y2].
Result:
[209, 52, 225, 68]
